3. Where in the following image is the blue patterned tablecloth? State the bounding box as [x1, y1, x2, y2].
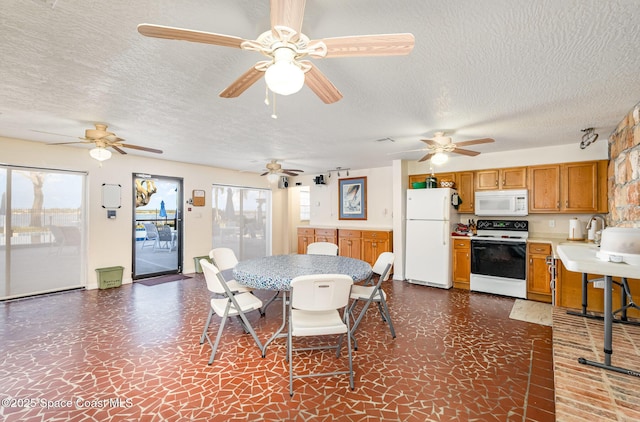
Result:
[233, 254, 372, 291]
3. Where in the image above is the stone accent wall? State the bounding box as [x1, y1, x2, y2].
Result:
[608, 102, 640, 227]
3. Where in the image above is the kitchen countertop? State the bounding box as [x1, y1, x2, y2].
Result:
[556, 243, 640, 279]
[526, 233, 594, 258]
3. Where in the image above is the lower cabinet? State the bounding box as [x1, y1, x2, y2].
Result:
[314, 228, 337, 244]
[338, 229, 362, 259]
[362, 230, 393, 267]
[297, 227, 315, 254]
[556, 261, 640, 318]
[527, 242, 552, 303]
[452, 238, 471, 289]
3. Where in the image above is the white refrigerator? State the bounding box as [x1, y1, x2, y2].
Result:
[405, 188, 458, 288]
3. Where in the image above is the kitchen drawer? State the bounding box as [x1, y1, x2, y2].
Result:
[315, 228, 337, 237]
[453, 238, 470, 249]
[297, 227, 315, 236]
[528, 243, 551, 255]
[339, 229, 362, 238]
[362, 230, 390, 240]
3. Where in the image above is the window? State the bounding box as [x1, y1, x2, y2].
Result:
[299, 187, 310, 221]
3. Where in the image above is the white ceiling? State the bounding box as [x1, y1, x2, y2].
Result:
[1, 0, 639, 176]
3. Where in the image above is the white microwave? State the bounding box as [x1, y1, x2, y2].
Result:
[474, 189, 529, 216]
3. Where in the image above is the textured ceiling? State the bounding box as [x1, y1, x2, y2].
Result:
[1, 0, 639, 175]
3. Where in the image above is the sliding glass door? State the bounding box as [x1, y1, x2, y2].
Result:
[212, 185, 271, 260]
[1, 166, 86, 300]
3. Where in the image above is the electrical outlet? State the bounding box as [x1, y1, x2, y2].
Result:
[549, 220, 555, 228]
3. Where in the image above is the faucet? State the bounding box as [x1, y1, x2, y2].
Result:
[586, 214, 606, 242]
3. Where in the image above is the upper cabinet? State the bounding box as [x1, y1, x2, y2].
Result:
[528, 160, 608, 213]
[455, 172, 475, 213]
[475, 167, 527, 190]
[408, 159, 608, 215]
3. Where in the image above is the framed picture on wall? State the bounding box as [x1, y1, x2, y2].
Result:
[339, 176, 367, 220]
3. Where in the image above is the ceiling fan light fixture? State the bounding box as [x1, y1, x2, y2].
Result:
[264, 48, 305, 96]
[89, 147, 112, 161]
[431, 152, 448, 165]
[266, 173, 280, 183]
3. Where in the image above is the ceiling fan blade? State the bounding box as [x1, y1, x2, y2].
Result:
[260, 172, 269, 176]
[453, 148, 481, 157]
[317, 33, 415, 58]
[418, 152, 435, 162]
[303, 63, 343, 104]
[119, 143, 163, 154]
[420, 139, 439, 147]
[270, 0, 306, 36]
[48, 141, 90, 145]
[282, 171, 300, 176]
[454, 138, 495, 147]
[282, 168, 303, 173]
[137, 24, 245, 48]
[219, 66, 264, 98]
[111, 145, 127, 155]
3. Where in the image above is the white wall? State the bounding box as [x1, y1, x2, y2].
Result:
[301, 167, 394, 229]
[1, 137, 276, 288]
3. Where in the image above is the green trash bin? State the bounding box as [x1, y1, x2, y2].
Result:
[194, 256, 211, 273]
[96, 266, 124, 289]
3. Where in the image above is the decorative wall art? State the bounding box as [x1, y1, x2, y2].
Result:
[339, 176, 367, 220]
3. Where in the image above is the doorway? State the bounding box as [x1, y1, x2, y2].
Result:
[132, 174, 183, 279]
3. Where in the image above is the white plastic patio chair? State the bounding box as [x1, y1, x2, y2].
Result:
[306, 242, 339, 255]
[347, 252, 396, 350]
[199, 259, 263, 364]
[209, 248, 253, 294]
[287, 273, 354, 396]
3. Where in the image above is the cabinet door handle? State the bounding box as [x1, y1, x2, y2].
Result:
[495, 180, 498, 186]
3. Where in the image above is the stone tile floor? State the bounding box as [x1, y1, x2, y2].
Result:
[1, 276, 557, 421]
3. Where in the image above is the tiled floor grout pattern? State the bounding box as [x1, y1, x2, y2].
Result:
[0, 274, 616, 421]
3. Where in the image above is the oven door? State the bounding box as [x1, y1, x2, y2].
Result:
[471, 239, 527, 280]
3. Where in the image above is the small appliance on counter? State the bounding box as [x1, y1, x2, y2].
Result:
[596, 227, 640, 265]
[568, 218, 585, 241]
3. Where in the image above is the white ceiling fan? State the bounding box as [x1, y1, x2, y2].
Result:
[48, 123, 162, 161]
[261, 159, 303, 182]
[137, 0, 415, 104]
[415, 132, 495, 164]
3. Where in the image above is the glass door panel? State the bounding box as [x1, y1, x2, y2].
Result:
[212, 186, 270, 260]
[1, 166, 86, 300]
[132, 175, 183, 279]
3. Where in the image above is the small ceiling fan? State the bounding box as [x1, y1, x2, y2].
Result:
[48, 124, 163, 159]
[137, 0, 415, 104]
[415, 132, 495, 163]
[261, 160, 304, 179]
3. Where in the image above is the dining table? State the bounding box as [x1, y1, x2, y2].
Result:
[233, 254, 372, 356]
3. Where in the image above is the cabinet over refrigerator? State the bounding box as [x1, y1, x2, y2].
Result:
[405, 188, 458, 288]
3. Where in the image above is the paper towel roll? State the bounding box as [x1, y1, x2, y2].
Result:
[568, 218, 584, 240]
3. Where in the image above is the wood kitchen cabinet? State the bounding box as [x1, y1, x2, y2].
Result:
[455, 171, 475, 213]
[452, 237, 471, 289]
[408, 172, 455, 188]
[338, 229, 362, 259]
[556, 261, 640, 318]
[528, 160, 607, 213]
[475, 167, 527, 190]
[527, 242, 552, 303]
[314, 228, 337, 244]
[297, 227, 315, 254]
[362, 230, 393, 267]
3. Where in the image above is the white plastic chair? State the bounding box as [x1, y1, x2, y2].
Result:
[287, 274, 354, 396]
[141, 223, 158, 248]
[209, 248, 253, 294]
[306, 242, 339, 255]
[199, 259, 263, 364]
[347, 252, 396, 350]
